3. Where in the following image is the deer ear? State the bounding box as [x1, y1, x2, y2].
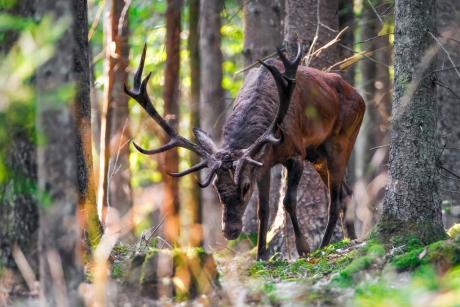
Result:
[193, 128, 218, 154]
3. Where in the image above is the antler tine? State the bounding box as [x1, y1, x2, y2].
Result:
[197, 164, 220, 188]
[277, 41, 302, 79]
[168, 161, 208, 177]
[125, 44, 204, 156]
[125, 43, 220, 182]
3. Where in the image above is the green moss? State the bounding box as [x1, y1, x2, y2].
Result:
[112, 262, 123, 279]
[354, 280, 411, 307]
[390, 238, 460, 272]
[331, 255, 374, 288]
[391, 246, 425, 271]
[248, 240, 356, 282]
[330, 240, 385, 288]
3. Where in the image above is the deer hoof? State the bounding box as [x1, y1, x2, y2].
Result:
[296, 238, 310, 258]
[256, 251, 269, 261]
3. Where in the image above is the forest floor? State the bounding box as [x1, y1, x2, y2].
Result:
[94, 224, 460, 307]
[4, 225, 460, 306]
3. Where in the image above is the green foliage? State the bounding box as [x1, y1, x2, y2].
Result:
[390, 238, 460, 272]
[249, 240, 356, 282]
[331, 240, 385, 288]
[354, 264, 460, 307]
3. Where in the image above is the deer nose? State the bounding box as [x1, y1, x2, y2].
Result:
[223, 223, 241, 240]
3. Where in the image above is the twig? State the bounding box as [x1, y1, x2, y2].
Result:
[118, 0, 132, 37]
[88, 0, 106, 41]
[439, 165, 460, 180]
[369, 144, 389, 151]
[12, 245, 38, 295]
[366, 0, 383, 24]
[234, 47, 286, 75]
[440, 187, 460, 194]
[304, 0, 321, 67]
[355, 33, 393, 45]
[428, 31, 460, 79]
[434, 80, 460, 100]
[432, 65, 460, 73]
[335, 43, 391, 69]
[325, 49, 374, 72]
[308, 26, 349, 61]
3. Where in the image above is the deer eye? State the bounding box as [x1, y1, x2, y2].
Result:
[242, 182, 250, 195]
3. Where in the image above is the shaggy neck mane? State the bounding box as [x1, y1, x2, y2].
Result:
[222, 64, 279, 151]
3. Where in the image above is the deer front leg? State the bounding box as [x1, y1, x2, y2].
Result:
[256, 173, 270, 261]
[320, 185, 340, 248]
[284, 159, 310, 257]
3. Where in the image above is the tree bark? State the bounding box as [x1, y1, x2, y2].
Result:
[436, 0, 460, 228]
[187, 0, 203, 247]
[241, 0, 285, 234]
[98, 0, 132, 239]
[36, 0, 97, 304]
[199, 0, 226, 248]
[284, 0, 338, 68]
[377, 0, 445, 243]
[0, 0, 38, 272]
[162, 0, 182, 244]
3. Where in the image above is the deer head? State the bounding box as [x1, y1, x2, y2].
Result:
[126, 43, 301, 240]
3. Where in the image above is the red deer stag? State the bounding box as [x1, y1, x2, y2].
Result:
[125, 43, 365, 260]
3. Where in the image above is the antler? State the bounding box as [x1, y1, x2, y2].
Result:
[234, 41, 302, 185]
[125, 44, 220, 187]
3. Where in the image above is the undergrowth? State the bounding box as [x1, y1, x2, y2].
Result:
[246, 224, 460, 306]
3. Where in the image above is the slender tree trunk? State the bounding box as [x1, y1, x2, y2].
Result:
[268, 0, 341, 257]
[199, 0, 226, 248]
[98, 0, 132, 231]
[36, 0, 97, 304]
[0, 0, 38, 272]
[352, 0, 392, 237]
[377, 0, 445, 243]
[436, 0, 460, 228]
[187, 0, 203, 247]
[162, 0, 182, 244]
[242, 0, 285, 234]
[338, 0, 355, 84]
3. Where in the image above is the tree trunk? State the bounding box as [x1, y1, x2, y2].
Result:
[0, 0, 38, 272]
[36, 0, 97, 304]
[267, 0, 342, 257]
[187, 0, 203, 247]
[284, 0, 338, 68]
[162, 0, 182, 244]
[98, 0, 132, 232]
[199, 0, 226, 248]
[241, 0, 285, 234]
[377, 0, 445, 243]
[352, 0, 393, 238]
[436, 0, 460, 228]
[338, 0, 355, 84]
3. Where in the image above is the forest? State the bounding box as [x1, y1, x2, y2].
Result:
[1, 0, 460, 306]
